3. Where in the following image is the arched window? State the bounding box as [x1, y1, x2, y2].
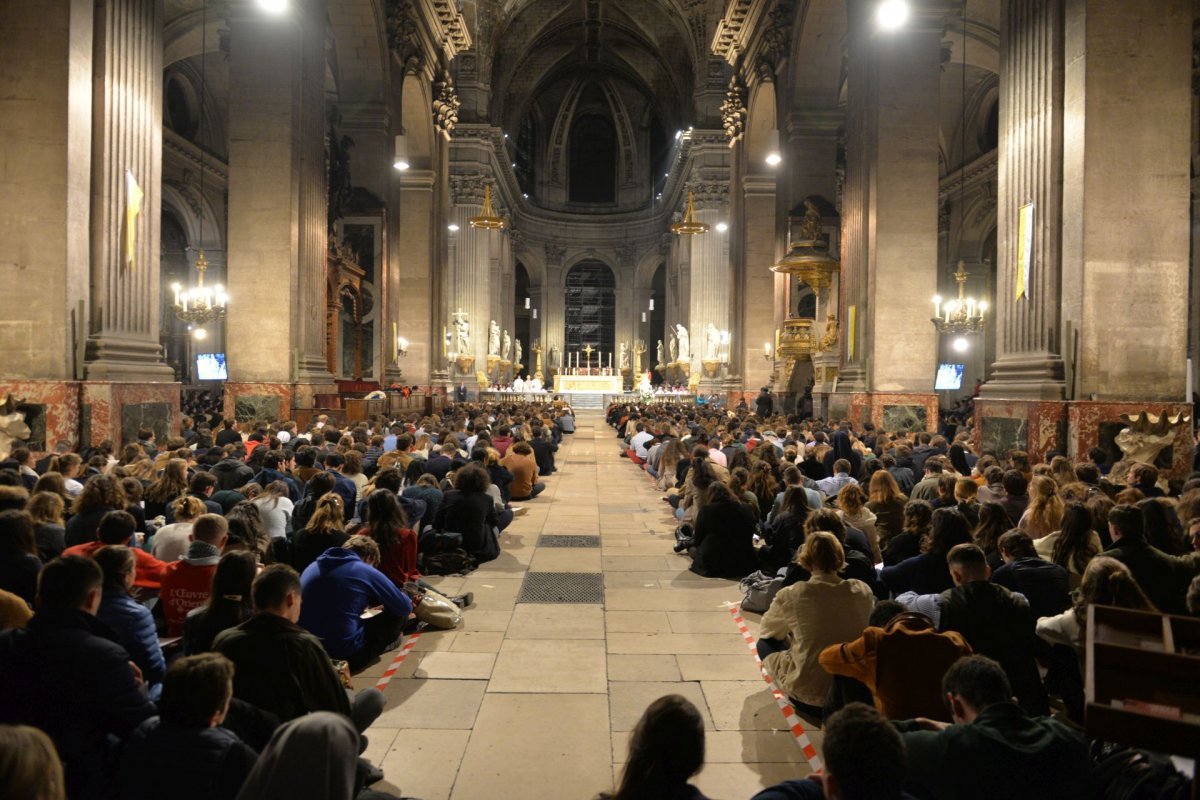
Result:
[569, 115, 617, 203]
[565, 261, 616, 361]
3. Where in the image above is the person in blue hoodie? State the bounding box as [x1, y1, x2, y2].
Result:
[298, 536, 413, 672]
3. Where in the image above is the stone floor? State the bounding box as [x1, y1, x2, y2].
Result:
[355, 412, 816, 800]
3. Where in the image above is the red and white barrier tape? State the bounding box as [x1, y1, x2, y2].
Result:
[727, 604, 824, 772]
[374, 632, 422, 692]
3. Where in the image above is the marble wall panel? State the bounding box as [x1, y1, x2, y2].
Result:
[223, 383, 295, 423]
[0, 380, 80, 452]
[979, 415, 1027, 457]
[881, 404, 927, 432]
[1067, 401, 1192, 479]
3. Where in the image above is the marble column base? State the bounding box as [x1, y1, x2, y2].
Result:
[84, 336, 176, 382]
[974, 399, 1069, 463]
[978, 354, 1067, 401]
[847, 392, 938, 433]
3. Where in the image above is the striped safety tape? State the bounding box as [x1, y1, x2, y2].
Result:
[374, 632, 422, 692]
[727, 604, 824, 773]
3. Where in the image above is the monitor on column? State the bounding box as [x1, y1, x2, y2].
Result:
[935, 363, 964, 391]
[196, 353, 228, 381]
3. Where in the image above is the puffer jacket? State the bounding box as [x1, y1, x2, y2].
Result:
[97, 589, 166, 696]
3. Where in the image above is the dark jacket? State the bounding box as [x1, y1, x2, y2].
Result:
[753, 779, 917, 800]
[183, 603, 252, 656]
[209, 489, 247, 514]
[0, 552, 41, 605]
[211, 458, 255, 491]
[298, 548, 413, 659]
[35, 522, 67, 562]
[938, 581, 1049, 716]
[881, 551, 955, 596]
[1103, 538, 1196, 615]
[888, 465, 916, 495]
[998, 493, 1030, 527]
[402, 485, 443, 532]
[291, 529, 350, 573]
[434, 489, 500, 562]
[252, 468, 302, 503]
[882, 531, 922, 566]
[897, 702, 1089, 799]
[424, 454, 455, 482]
[690, 499, 759, 579]
[117, 717, 258, 800]
[759, 511, 807, 572]
[64, 505, 122, 547]
[530, 438, 558, 476]
[97, 589, 166, 692]
[486, 464, 514, 504]
[215, 428, 243, 447]
[214, 612, 352, 724]
[0, 609, 156, 800]
[991, 557, 1071, 619]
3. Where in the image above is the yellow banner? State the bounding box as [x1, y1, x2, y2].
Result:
[848, 305, 857, 361]
[125, 170, 143, 271]
[1016, 202, 1034, 300]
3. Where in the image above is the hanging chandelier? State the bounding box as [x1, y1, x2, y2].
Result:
[171, 250, 227, 326]
[931, 261, 986, 335]
[172, 0, 228, 335]
[468, 184, 506, 230]
[671, 191, 709, 235]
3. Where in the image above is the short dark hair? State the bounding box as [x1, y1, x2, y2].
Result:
[1108, 503, 1144, 542]
[1087, 447, 1108, 466]
[925, 458, 944, 475]
[93, 545, 135, 593]
[251, 563, 301, 611]
[0, 510, 36, 557]
[324, 452, 345, 469]
[822, 703, 907, 800]
[942, 655, 1012, 712]
[37, 555, 103, 610]
[869, 600, 906, 628]
[160, 653, 235, 728]
[97, 510, 137, 545]
[833, 458, 851, 474]
[295, 447, 317, 468]
[947, 542, 989, 571]
[189, 472, 218, 494]
[306, 471, 337, 499]
[997, 529, 1037, 558]
[373, 467, 403, 494]
[1001, 469, 1028, 496]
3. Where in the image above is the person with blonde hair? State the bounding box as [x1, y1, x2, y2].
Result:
[836, 483, 880, 562]
[292, 493, 348, 572]
[756, 532, 875, 721]
[1019, 475, 1064, 539]
[0, 724, 65, 800]
[143, 458, 189, 519]
[866, 470, 907, 549]
[149, 495, 207, 563]
[25, 491, 66, 562]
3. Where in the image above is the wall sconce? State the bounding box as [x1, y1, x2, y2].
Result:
[641, 312, 647, 323]
[532, 308, 538, 320]
[393, 134, 410, 171]
[648, 298, 655, 311]
[524, 296, 530, 310]
[765, 130, 782, 167]
[763, 341, 773, 360]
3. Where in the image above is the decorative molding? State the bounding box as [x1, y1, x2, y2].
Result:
[615, 243, 640, 268]
[385, 0, 422, 73]
[545, 243, 568, 265]
[507, 228, 526, 251]
[712, 0, 753, 64]
[761, 0, 794, 69]
[449, 172, 489, 206]
[430, 0, 472, 58]
[937, 149, 998, 203]
[163, 129, 228, 183]
[433, 71, 461, 138]
[720, 77, 747, 144]
[686, 179, 730, 210]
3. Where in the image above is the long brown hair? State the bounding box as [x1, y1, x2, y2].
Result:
[305, 493, 345, 535]
[868, 470, 905, 505]
[609, 695, 705, 800]
[72, 474, 126, 515]
[1051, 502, 1100, 573]
[1074, 556, 1156, 627]
[1027, 476, 1065, 534]
[144, 458, 189, 504]
[0, 724, 65, 800]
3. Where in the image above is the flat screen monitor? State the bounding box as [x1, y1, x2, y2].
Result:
[935, 363, 965, 391]
[196, 352, 228, 381]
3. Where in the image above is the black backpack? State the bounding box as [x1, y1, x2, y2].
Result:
[419, 549, 477, 576]
[1092, 742, 1191, 800]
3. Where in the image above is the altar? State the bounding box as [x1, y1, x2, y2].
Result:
[553, 374, 623, 394]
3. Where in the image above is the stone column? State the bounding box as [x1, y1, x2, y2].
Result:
[446, 173, 499, 378]
[395, 169, 436, 384]
[1061, 0, 1191, 401]
[84, 0, 173, 381]
[979, 0, 1067, 400]
[686, 188, 731, 385]
[741, 173, 777, 392]
[0, 0, 93, 383]
[224, 0, 333, 401]
[839, 1, 943, 398]
[542, 250, 566, 375]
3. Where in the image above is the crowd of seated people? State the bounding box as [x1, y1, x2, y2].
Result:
[0, 399, 573, 799]
[609, 401, 1200, 797]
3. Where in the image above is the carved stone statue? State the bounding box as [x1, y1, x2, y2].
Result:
[451, 310, 470, 355]
[0, 395, 30, 462]
[619, 342, 630, 370]
[668, 332, 678, 363]
[488, 320, 500, 356]
[675, 324, 691, 361]
[656, 339, 665, 366]
[549, 344, 560, 368]
[502, 330, 512, 361]
[799, 199, 824, 243]
[704, 323, 720, 360]
[818, 313, 839, 352]
[1115, 409, 1192, 467]
[514, 339, 523, 368]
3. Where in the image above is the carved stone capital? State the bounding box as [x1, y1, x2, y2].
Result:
[721, 78, 747, 144]
[615, 244, 640, 268]
[449, 172, 489, 206]
[545, 243, 567, 265]
[433, 71, 461, 138]
[385, 0, 422, 74]
[686, 180, 731, 211]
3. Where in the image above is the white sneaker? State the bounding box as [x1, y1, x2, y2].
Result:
[511, 506, 528, 517]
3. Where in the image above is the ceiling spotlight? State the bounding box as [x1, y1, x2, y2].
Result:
[765, 129, 782, 167]
[675, 130, 682, 140]
[193, 327, 208, 341]
[392, 134, 409, 171]
[876, 0, 910, 30]
[504, 132, 510, 139]
[716, 222, 729, 233]
[447, 223, 460, 232]
[952, 336, 970, 353]
[256, 0, 288, 12]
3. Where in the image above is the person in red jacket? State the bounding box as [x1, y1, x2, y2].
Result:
[358, 489, 419, 587]
[159, 514, 228, 636]
[63, 511, 167, 590]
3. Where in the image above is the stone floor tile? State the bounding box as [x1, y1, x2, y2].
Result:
[506, 603, 606, 639]
[604, 610, 671, 633]
[700, 680, 788, 731]
[396, 651, 497, 680]
[608, 681, 715, 731]
[376, 679, 488, 729]
[373, 729, 471, 800]
[606, 632, 749, 655]
[488, 638, 608, 693]
[606, 654, 681, 682]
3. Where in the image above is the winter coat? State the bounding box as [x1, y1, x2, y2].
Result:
[298, 548, 413, 660]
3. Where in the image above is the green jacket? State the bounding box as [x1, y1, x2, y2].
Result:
[896, 703, 1089, 799]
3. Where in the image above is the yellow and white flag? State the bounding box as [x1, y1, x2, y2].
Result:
[1015, 202, 1034, 300]
[125, 170, 143, 271]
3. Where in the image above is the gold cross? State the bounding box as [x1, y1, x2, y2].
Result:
[581, 344, 595, 357]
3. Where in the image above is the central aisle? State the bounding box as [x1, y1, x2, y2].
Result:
[357, 412, 815, 800]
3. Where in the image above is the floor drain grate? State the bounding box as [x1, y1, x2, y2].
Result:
[538, 535, 601, 548]
[517, 572, 605, 604]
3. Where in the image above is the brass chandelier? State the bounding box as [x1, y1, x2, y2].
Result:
[671, 191, 709, 235]
[469, 185, 506, 230]
[931, 261, 987, 335]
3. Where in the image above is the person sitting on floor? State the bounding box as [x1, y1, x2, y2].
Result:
[183, 551, 259, 656]
[991, 530, 1071, 619]
[298, 536, 414, 673]
[117, 653, 259, 800]
[596, 694, 711, 800]
[94, 545, 166, 700]
[502, 441, 544, 501]
[63, 510, 168, 590]
[686, 482, 760, 580]
[0, 555, 156, 800]
[752, 702, 914, 800]
[214, 564, 386, 738]
[894, 655, 1089, 800]
[758, 532, 875, 723]
[159, 514, 229, 637]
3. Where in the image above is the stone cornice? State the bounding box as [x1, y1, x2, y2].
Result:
[938, 149, 998, 202]
[163, 128, 227, 183]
